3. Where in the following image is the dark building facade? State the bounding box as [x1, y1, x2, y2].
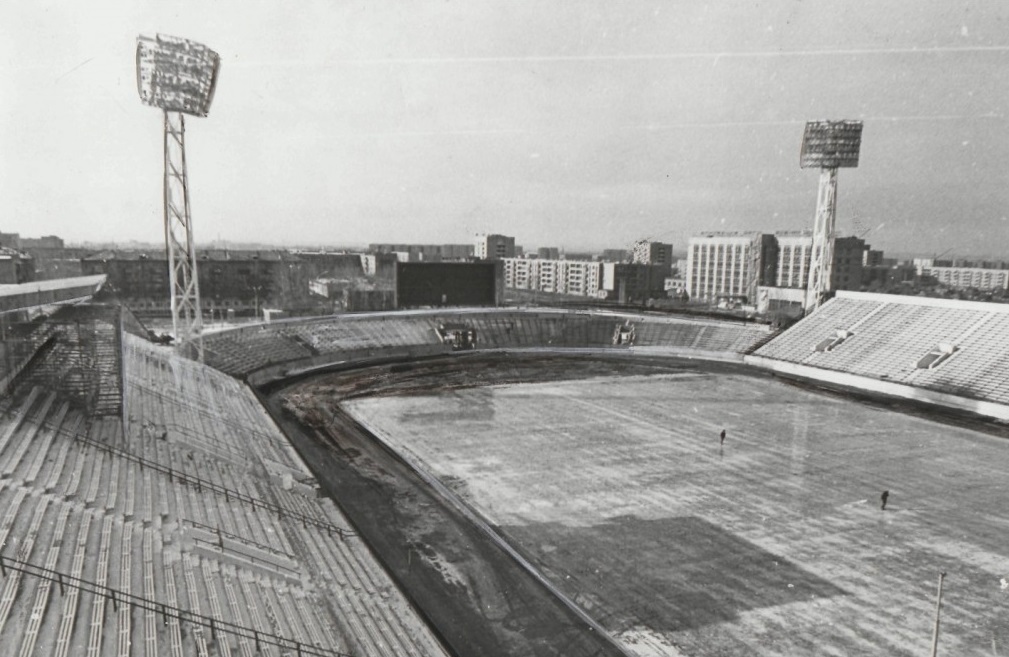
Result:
[369, 243, 474, 262]
[537, 247, 560, 260]
[831, 236, 867, 291]
[25, 247, 89, 280]
[0, 248, 35, 284]
[601, 249, 630, 263]
[21, 235, 65, 249]
[81, 250, 381, 318]
[0, 233, 22, 250]
[601, 262, 671, 303]
[395, 261, 504, 308]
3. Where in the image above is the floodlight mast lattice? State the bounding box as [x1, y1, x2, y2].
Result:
[136, 34, 221, 361]
[800, 120, 863, 313]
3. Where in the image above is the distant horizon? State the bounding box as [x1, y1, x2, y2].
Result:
[35, 234, 1005, 264]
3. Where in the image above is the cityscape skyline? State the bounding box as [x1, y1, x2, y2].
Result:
[2, 2, 1009, 255]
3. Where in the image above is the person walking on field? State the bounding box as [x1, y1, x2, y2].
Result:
[720, 429, 726, 446]
[880, 490, 889, 510]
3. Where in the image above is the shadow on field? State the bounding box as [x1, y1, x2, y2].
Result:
[503, 515, 846, 631]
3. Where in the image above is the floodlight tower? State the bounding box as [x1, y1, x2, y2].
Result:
[799, 120, 863, 313]
[136, 34, 221, 361]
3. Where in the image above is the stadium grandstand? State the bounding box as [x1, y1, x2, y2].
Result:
[749, 290, 1009, 420]
[0, 276, 108, 400]
[0, 300, 451, 657]
[0, 288, 1007, 656]
[201, 309, 771, 382]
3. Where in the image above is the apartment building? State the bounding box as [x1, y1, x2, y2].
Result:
[502, 258, 602, 297]
[922, 263, 1009, 290]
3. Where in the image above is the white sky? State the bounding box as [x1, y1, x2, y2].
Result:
[2, 1, 1008, 256]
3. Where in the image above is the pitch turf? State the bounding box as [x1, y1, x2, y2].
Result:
[342, 369, 1009, 657]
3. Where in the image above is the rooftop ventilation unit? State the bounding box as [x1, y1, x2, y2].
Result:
[814, 329, 854, 353]
[916, 343, 958, 370]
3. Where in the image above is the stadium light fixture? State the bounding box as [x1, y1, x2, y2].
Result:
[137, 34, 220, 117]
[136, 34, 222, 362]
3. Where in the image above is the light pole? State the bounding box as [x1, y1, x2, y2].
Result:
[799, 120, 863, 313]
[251, 285, 262, 320]
[136, 34, 221, 361]
[930, 571, 945, 657]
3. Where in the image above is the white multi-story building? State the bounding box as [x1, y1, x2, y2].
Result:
[502, 258, 602, 296]
[686, 232, 777, 302]
[775, 231, 813, 289]
[503, 258, 533, 290]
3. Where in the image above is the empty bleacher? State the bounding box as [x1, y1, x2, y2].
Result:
[124, 333, 309, 476]
[203, 308, 772, 377]
[6, 305, 128, 417]
[0, 334, 453, 656]
[752, 291, 1009, 407]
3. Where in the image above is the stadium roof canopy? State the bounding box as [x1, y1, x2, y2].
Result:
[0, 274, 106, 314]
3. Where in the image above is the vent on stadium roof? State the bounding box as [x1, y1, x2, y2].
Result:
[814, 329, 853, 353]
[915, 343, 958, 370]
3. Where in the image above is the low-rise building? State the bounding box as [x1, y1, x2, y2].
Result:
[921, 264, 1009, 291]
[20, 235, 65, 249]
[81, 249, 377, 317]
[368, 243, 474, 262]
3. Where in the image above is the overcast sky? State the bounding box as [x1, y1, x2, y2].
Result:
[2, 1, 1008, 256]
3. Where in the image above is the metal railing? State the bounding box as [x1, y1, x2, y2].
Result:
[183, 517, 296, 559]
[0, 554, 351, 657]
[73, 430, 355, 540]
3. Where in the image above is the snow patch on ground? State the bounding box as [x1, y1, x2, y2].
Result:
[617, 626, 687, 657]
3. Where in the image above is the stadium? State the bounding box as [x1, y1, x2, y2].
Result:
[0, 275, 1007, 657]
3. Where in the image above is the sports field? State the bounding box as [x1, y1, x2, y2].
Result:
[342, 369, 1009, 657]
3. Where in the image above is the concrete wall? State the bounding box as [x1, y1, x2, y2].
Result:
[745, 354, 1009, 422]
